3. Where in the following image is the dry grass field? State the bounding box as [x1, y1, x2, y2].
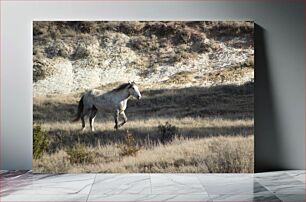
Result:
[33, 83, 254, 173]
[34, 135, 253, 173]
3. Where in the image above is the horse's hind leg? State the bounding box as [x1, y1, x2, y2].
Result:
[118, 111, 127, 128]
[81, 115, 86, 131]
[89, 106, 98, 132]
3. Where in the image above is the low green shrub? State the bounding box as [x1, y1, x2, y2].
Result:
[158, 122, 178, 144]
[33, 125, 49, 159]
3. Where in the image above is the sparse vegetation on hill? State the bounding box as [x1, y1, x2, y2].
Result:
[33, 21, 254, 96]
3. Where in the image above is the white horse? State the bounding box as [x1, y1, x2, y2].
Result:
[72, 81, 142, 131]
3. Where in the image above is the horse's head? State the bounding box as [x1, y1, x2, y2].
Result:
[128, 81, 141, 100]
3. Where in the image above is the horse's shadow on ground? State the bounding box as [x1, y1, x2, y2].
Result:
[34, 82, 254, 123]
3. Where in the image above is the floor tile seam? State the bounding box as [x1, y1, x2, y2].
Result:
[194, 175, 212, 200]
[86, 174, 97, 202]
[149, 173, 153, 195]
[255, 179, 287, 200]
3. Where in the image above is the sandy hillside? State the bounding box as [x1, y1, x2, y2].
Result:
[33, 21, 254, 96]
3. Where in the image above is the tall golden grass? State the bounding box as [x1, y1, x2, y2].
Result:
[33, 135, 253, 173]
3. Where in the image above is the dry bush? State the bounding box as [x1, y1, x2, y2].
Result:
[44, 41, 71, 58]
[33, 21, 50, 37]
[118, 131, 141, 157]
[95, 21, 145, 36]
[201, 66, 254, 85]
[204, 21, 253, 37]
[128, 36, 153, 51]
[66, 143, 95, 164]
[73, 44, 90, 59]
[33, 57, 72, 82]
[204, 136, 254, 173]
[158, 122, 179, 144]
[204, 21, 254, 48]
[165, 71, 194, 84]
[33, 26, 44, 36]
[63, 21, 98, 34]
[117, 21, 146, 35]
[189, 33, 210, 53]
[33, 57, 55, 82]
[49, 29, 62, 40]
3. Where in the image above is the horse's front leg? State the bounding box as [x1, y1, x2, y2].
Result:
[118, 111, 127, 128]
[114, 110, 119, 130]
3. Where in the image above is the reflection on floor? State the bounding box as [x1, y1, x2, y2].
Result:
[0, 170, 305, 201]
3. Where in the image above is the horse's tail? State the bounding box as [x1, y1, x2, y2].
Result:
[71, 95, 84, 122]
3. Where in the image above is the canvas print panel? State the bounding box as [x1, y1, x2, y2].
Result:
[33, 21, 254, 173]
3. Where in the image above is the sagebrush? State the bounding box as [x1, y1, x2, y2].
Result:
[118, 131, 141, 157]
[33, 125, 49, 159]
[66, 143, 95, 164]
[158, 122, 179, 144]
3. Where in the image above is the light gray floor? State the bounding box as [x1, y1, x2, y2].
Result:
[0, 170, 305, 201]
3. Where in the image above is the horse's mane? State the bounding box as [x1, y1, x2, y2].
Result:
[113, 83, 131, 91]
